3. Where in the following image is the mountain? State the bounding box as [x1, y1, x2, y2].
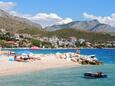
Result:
[44, 20, 115, 34]
[0, 9, 42, 35]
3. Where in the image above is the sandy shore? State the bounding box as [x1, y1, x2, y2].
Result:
[0, 55, 80, 76]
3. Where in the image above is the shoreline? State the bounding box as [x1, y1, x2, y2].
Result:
[0, 55, 80, 77]
[1, 47, 115, 50]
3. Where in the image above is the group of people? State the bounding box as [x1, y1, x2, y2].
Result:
[11, 53, 41, 62]
[7, 48, 102, 65]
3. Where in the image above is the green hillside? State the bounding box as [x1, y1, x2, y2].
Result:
[42, 29, 115, 42]
[18, 27, 44, 35]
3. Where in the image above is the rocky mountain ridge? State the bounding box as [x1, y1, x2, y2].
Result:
[45, 20, 115, 34]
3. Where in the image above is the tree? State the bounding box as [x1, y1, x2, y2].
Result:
[31, 39, 42, 47]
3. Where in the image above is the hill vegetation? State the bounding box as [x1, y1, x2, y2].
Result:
[42, 29, 115, 42]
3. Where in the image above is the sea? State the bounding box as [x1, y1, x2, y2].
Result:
[0, 48, 115, 86]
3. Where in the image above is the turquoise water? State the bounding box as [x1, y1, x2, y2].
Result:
[0, 64, 115, 86]
[0, 49, 115, 86]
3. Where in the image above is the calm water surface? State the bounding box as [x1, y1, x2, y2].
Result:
[0, 49, 115, 86]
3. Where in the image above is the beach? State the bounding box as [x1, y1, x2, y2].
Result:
[0, 49, 115, 86]
[0, 54, 80, 76]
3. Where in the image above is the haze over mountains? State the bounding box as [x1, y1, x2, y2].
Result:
[0, 9, 115, 35]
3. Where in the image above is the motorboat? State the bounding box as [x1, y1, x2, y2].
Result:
[84, 72, 107, 78]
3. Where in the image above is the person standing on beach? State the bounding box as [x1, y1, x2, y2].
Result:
[76, 48, 80, 55]
[14, 54, 17, 61]
[75, 47, 81, 59]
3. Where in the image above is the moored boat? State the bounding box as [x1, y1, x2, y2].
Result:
[84, 72, 107, 78]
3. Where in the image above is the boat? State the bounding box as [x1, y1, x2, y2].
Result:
[84, 72, 107, 78]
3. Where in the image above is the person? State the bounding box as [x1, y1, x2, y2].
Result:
[29, 53, 41, 61]
[14, 54, 28, 62]
[14, 54, 17, 61]
[76, 48, 80, 54]
[98, 72, 102, 76]
[96, 72, 102, 76]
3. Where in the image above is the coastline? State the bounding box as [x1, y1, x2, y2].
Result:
[1, 47, 115, 50]
[0, 48, 114, 77]
[0, 55, 80, 76]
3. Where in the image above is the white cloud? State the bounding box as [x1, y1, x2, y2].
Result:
[9, 11, 73, 27]
[57, 18, 73, 24]
[23, 13, 73, 27]
[83, 12, 115, 27]
[0, 1, 16, 10]
[0, 1, 72, 27]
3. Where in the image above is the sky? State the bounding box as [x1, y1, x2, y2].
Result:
[0, 0, 115, 27]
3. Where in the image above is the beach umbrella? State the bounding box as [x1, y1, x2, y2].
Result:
[17, 50, 32, 55]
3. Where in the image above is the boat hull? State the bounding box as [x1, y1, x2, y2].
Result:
[84, 73, 107, 79]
